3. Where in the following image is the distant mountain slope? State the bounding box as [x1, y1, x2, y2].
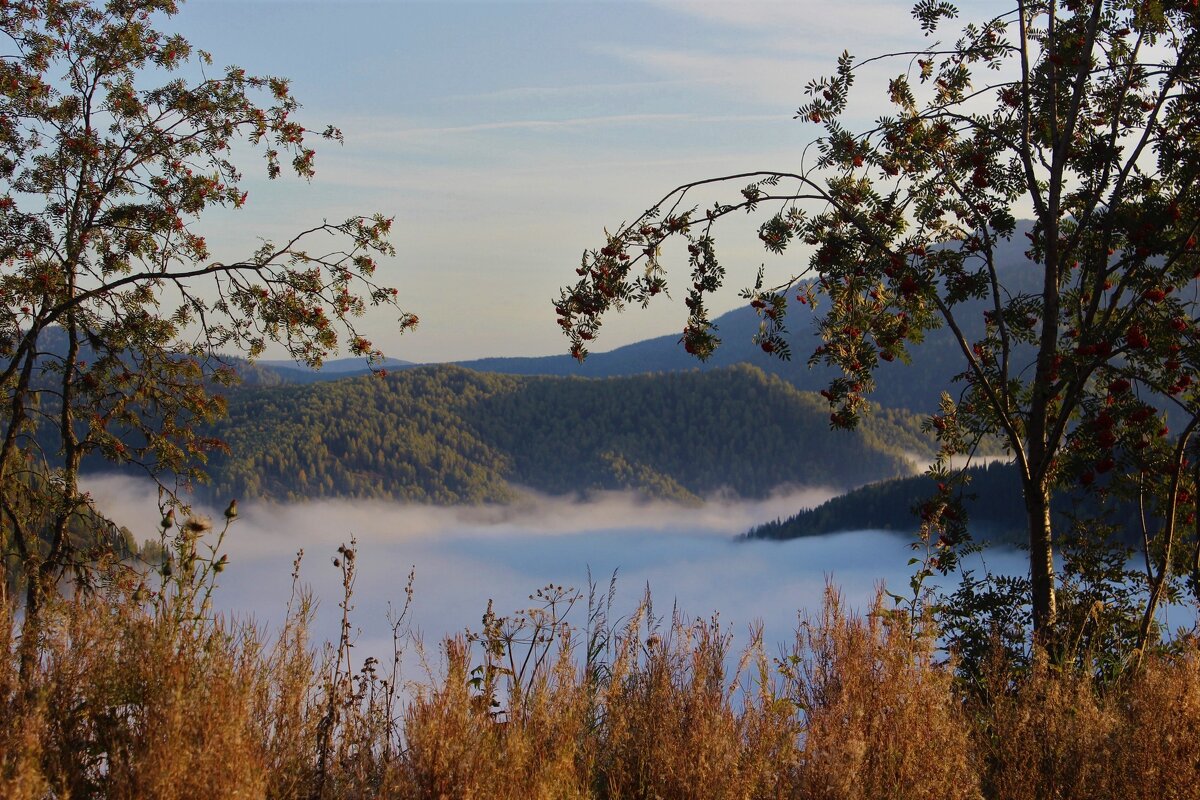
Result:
[5, 327, 406, 389]
[258, 356, 414, 374]
[253, 356, 414, 384]
[229, 225, 1041, 414]
[457, 304, 966, 413]
[14, 225, 1043, 418]
[197, 364, 930, 505]
[458, 228, 1042, 416]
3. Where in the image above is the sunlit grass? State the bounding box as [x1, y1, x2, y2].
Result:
[2, 535, 1199, 799]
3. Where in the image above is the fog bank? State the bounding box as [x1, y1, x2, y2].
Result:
[82, 475, 1037, 669]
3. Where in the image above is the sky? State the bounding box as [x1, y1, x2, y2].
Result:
[165, 0, 993, 363]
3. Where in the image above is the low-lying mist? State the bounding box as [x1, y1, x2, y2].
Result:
[82, 474, 1032, 666]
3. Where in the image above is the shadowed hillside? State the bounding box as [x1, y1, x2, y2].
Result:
[746, 460, 1144, 546]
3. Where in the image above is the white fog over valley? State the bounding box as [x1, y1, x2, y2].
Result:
[81, 474, 1039, 670]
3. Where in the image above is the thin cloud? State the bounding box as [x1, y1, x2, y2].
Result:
[447, 78, 704, 104]
[650, 0, 914, 41]
[594, 46, 830, 108]
[356, 112, 786, 142]
[598, 2, 939, 108]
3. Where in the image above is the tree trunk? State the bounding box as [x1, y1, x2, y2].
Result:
[1026, 481, 1057, 637]
[18, 560, 45, 684]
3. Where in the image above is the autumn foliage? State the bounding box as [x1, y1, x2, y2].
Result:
[0, 0, 414, 614]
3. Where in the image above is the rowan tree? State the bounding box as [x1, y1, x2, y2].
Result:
[0, 0, 414, 614]
[559, 0, 1200, 645]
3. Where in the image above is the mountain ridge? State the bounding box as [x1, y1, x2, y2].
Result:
[255, 223, 1042, 418]
[193, 363, 932, 506]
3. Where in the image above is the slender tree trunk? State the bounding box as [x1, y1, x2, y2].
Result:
[1134, 425, 1198, 661]
[1192, 455, 1200, 606]
[18, 559, 44, 684]
[1025, 480, 1057, 637]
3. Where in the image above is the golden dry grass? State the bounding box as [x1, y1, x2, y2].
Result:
[2, 568, 1199, 799]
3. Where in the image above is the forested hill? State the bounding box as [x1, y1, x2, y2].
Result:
[746, 460, 1141, 545]
[198, 364, 930, 505]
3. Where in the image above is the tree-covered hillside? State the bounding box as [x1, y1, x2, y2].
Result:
[747, 460, 1142, 547]
[197, 364, 929, 504]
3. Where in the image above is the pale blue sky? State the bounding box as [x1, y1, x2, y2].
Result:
[170, 1, 984, 362]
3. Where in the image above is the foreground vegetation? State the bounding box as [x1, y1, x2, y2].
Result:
[2, 535, 1198, 800]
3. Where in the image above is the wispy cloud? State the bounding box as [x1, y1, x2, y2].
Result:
[599, 2, 931, 108]
[649, 0, 914, 45]
[348, 112, 786, 142]
[446, 78, 705, 104]
[595, 46, 824, 108]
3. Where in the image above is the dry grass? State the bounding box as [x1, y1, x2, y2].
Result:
[784, 592, 976, 800]
[396, 635, 591, 799]
[2, 589, 269, 799]
[2, 554, 1199, 799]
[974, 648, 1200, 800]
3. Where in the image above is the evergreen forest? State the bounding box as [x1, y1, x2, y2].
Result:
[195, 363, 931, 505]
